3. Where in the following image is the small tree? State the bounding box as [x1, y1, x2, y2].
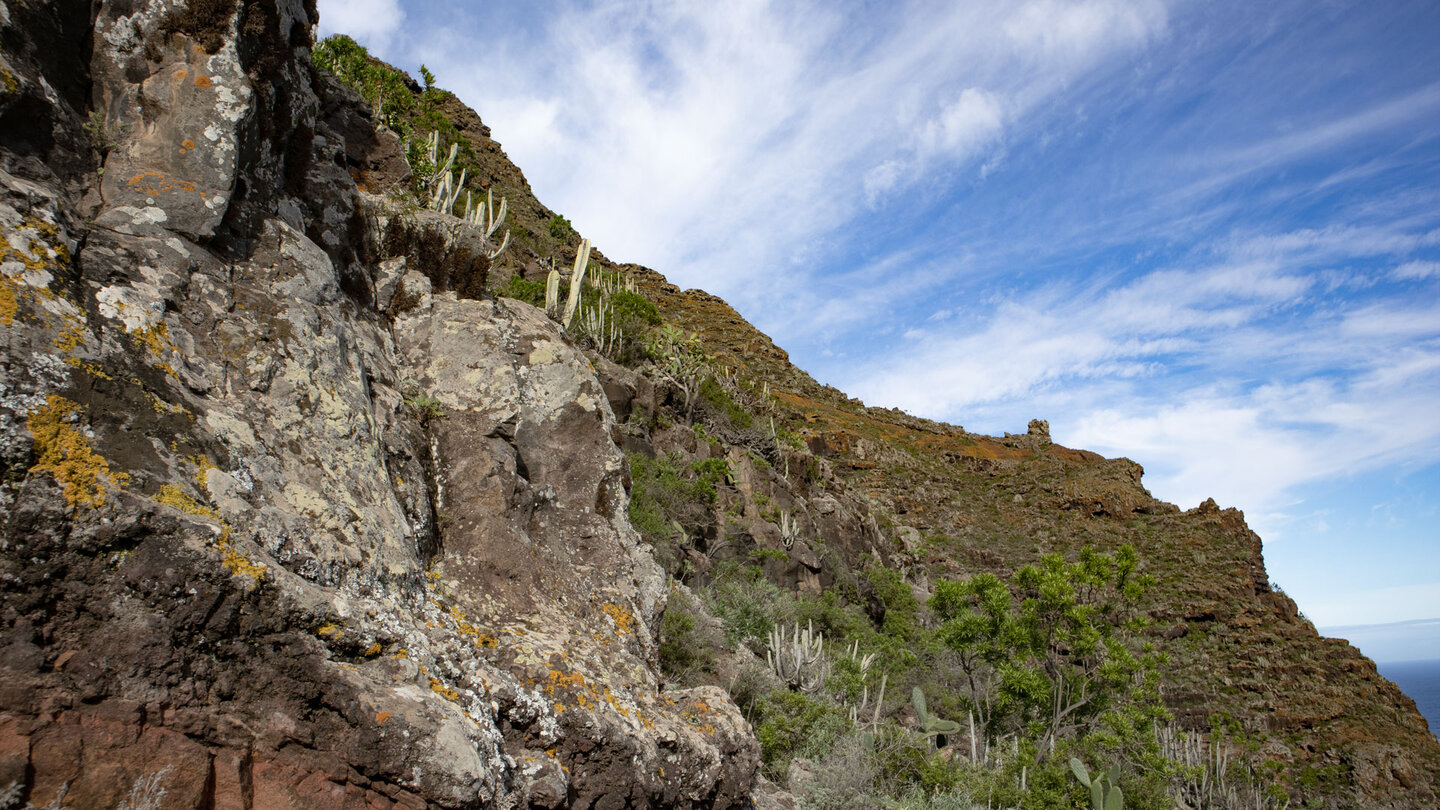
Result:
[930, 545, 1156, 759]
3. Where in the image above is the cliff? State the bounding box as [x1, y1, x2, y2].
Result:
[0, 2, 1434, 809]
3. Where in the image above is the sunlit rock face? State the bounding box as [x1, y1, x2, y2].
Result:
[0, 2, 758, 807]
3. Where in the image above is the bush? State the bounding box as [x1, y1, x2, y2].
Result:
[658, 591, 719, 685]
[754, 689, 849, 777]
[699, 377, 754, 429]
[497, 275, 546, 308]
[548, 213, 577, 242]
[707, 561, 793, 646]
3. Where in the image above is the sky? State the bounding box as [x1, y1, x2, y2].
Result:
[316, 0, 1440, 656]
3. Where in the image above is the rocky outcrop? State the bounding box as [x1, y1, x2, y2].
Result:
[1, 2, 759, 807]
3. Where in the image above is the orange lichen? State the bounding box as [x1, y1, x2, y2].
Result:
[0, 276, 15, 325]
[27, 396, 129, 508]
[155, 483, 218, 520]
[600, 602, 635, 637]
[193, 75, 212, 88]
[376, 712, 392, 725]
[680, 697, 718, 734]
[128, 171, 197, 195]
[429, 678, 461, 702]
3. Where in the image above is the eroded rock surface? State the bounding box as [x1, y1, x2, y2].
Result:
[1, 3, 758, 808]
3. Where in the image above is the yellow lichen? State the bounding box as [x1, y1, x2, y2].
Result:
[53, 323, 86, 355]
[0, 276, 15, 325]
[219, 543, 268, 582]
[153, 481, 267, 585]
[600, 602, 635, 637]
[364, 642, 383, 657]
[154, 483, 218, 519]
[62, 358, 114, 380]
[26, 396, 129, 508]
[429, 678, 461, 702]
[191, 456, 217, 490]
[316, 622, 343, 638]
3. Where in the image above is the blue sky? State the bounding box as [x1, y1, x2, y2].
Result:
[317, 1, 1440, 654]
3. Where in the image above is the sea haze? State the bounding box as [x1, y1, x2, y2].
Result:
[1378, 660, 1440, 739]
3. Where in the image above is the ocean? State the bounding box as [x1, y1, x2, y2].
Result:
[1378, 659, 1440, 738]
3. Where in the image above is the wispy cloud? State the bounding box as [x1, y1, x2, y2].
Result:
[377, 1, 1169, 307]
[841, 218, 1440, 541]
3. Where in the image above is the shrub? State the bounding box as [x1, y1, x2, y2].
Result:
[497, 275, 546, 308]
[708, 561, 793, 646]
[658, 591, 719, 685]
[754, 689, 849, 777]
[699, 376, 754, 429]
[548, 213, 576, 242]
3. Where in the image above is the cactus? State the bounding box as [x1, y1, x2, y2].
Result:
[1070, 758, 1124, 810]
[911, 686, 961, 746]
[766, 620, 828, 693]
[561, 239, 592, 329]
[846, 641, 886, 730]
[544, 262, 561, 317]
[778, 509, 800, 548]
[464, 188, 510, 259]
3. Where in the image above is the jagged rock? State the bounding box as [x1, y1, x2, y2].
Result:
[0, 5, 765, 808]
[1026, 418, 1050, 441]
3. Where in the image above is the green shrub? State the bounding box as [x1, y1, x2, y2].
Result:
[699, 377, 754, 429]
[863, 564, 922, 641]
[497, 275, 546, 308]
[658, 593, 718, 684]
[707, 561, 793, 645]
[548, 213, 577, 242]
[754, 689, 849, 777]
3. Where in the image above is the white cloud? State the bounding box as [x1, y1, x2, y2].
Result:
[918, 88, 1006, 160]
[1393, 260, 1440, 280]
[316, 0, 405, 50]
[403, 0, 1168, 311]
[842, 220, 1440, 544]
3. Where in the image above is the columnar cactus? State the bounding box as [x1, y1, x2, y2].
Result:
[465, 188, 510, 259]
[562, 239, 592, 329]
[766, 620, 828, 693]
[544, 259, 561, 318]
[778, 509, 800, 548]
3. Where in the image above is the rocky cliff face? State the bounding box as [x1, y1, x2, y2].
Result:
[0, 2, 768, 807]
[0, 2, 1435, 810]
